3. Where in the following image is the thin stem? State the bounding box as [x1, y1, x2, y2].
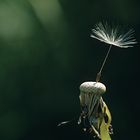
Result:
[96, 45, 112, 82]
[99, 45, 112, 73]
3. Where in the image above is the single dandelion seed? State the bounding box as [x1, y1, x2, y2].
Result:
[91, 22, 137, 82]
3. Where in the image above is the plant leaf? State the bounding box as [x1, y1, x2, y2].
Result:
[100, 118, 111, 140]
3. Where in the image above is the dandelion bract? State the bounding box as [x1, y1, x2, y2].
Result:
[91, 22, 137, 48]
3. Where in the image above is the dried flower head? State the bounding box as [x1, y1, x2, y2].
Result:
[91, 22, 137, 48]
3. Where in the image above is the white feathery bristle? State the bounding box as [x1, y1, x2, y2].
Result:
[91, 22, 137, 48]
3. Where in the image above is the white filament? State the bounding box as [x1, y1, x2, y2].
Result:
[91, 22, 137, 48]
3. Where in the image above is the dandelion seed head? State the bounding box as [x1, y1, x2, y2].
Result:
[91, 22, 137, 48]
[80, 82, 106, 95]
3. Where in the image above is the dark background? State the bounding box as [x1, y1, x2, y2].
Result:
[0, 0, 140, 140]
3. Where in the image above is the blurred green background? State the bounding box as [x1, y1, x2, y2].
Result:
[0, 0, 140, 140]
